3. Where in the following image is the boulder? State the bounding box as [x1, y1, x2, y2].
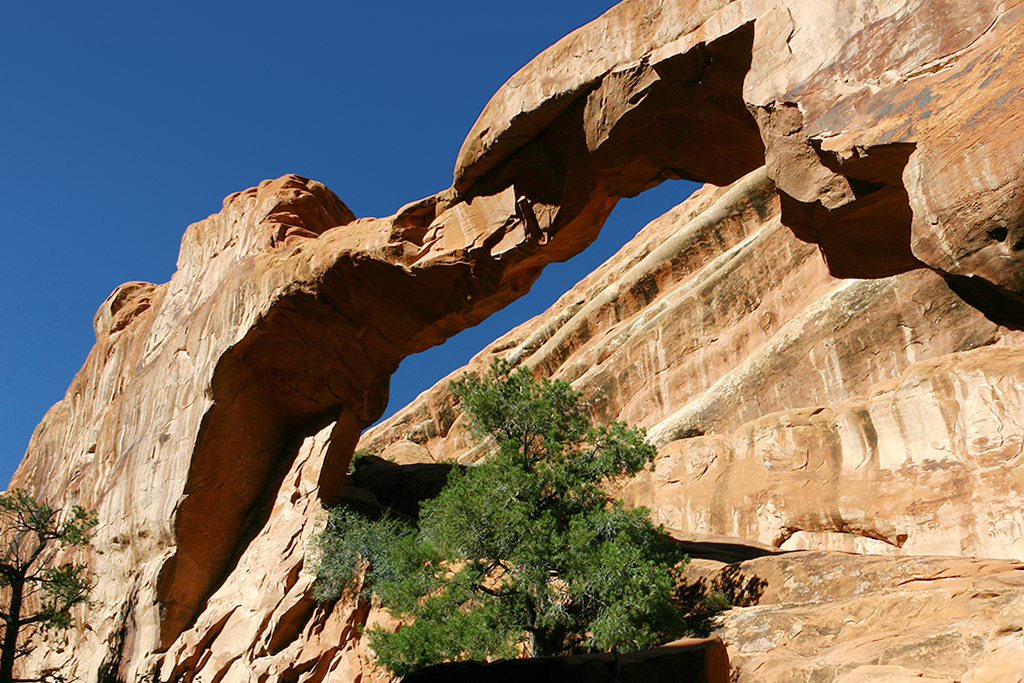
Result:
[703, 550, 1024, 683]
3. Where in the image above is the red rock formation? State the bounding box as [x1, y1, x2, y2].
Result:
[14, 171, 610, 680]
[700, 551, 1024, 682]
[456, 0, 1024, 320]
[364, 169, 1024, 561]
[10, 1, 1024, 681]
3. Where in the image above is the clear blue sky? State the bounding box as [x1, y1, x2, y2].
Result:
[0, 2, 698, 486]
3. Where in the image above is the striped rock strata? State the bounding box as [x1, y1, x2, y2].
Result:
[11, 0, 1024, 681]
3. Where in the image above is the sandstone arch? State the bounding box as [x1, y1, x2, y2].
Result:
[11, 1, 1024, 679]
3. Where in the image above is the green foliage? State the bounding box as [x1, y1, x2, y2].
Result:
[310, 508, 416, 603]
[347, 449, 375, 475]
[312, 360, 687, 676]
[0, 490, 97, 683]
[702, 590, 732, 612]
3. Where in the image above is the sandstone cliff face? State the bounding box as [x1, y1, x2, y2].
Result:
[690, 549, 1024, 682]
[456, 0, 1024, 309]
[11, 0, 1024, 681]
[364, 167, 1024, 561]
[622, 345, 1024, 560]
[14, 172, 604, 681]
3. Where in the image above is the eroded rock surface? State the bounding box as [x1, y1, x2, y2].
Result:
[456, 0, 1024, 320]
[11, 0, 1024, 681]
[622, 345, 1024, 559]
[363, 171, 1024, 677]
[364, 169, 1024, 563]
[697, 550, 1024, 683]
[13, 170, 621, 681]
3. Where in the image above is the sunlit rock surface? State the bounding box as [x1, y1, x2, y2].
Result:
[695, 551, 1024, 683]
[622, 345, 1024, 560]
[363, 173, 1024, 679]
[457, 0, 1024, 308]
[13, 172, 600, 681]
[365, 168, 1024, 560]
[11, 0, 1024, 680]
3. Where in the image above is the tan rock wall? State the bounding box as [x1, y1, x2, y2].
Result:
[10, 0, 1024, 680]
[621, 346, 1024, 559]
[158, 421, 393, 683]
[699, 551, 1024, 683]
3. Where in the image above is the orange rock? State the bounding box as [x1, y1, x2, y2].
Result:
[13, 0, 1024, 681]
[703, 551, 1024, 682]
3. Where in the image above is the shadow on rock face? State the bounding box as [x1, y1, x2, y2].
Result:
[776, 140, 924, 279]
[941, 272, 1024, 330]
[337, 455, 459, 522]
[400, 637, 729, 683]
[678, 564, 770, 639]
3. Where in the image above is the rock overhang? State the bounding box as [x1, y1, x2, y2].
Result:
[11, 1, 1024, 680]
[454, 0, 1024, 324]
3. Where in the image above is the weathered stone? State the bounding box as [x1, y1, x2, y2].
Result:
[363, 170, 1019, 473]
[456, 0, 1024, 321]
[11, 0, 1024, 681]
[622, 345, 1024, 559]
[701, 550, 1024, 683]
[12, 169, 609, 681]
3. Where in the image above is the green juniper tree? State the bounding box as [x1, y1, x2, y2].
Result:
[0, 490, 96, 683]
[312, 360, 687, 676]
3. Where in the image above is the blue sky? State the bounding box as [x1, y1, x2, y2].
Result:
[0, 2, 698, 486]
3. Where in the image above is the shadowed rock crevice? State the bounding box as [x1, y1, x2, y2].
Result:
[336, 455, 457, 522]
[941, 272, 1024, 330]
[161, 416, 343, 652]
[757, 101, 924, 279]
[585, 23, 765, 192]
[401, 638, 730, 683]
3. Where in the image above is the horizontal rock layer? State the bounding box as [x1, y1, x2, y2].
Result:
[697, 550, 1024, 683]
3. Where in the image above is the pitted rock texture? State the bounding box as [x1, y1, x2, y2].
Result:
[11, 0, 1024, 681]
